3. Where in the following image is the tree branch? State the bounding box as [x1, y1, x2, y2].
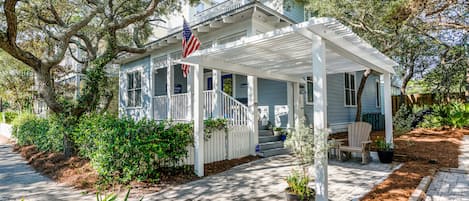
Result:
[107, 0, 159, 30]
[117, 46, 147, 54]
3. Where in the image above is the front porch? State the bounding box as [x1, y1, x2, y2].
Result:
[179, 17, 397, 201]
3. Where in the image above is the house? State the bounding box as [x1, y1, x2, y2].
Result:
[115, 1, 397, 200]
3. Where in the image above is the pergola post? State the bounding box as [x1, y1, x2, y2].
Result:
[167, 65, 174, 119]
[186, 69, 194, 120]
[312, 37, 328, 201]
[287, 82, 294, 129]
[383, 72, 393, 144]
[193, 64, 204, 177]
[212, 69, 222, 118]
[247, 75, 259, 156]
[293, 82, 300, 130]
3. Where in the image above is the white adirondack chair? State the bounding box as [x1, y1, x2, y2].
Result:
[338, 122, 372, 164]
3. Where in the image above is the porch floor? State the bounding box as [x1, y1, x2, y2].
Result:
[142, 155, 400, 201]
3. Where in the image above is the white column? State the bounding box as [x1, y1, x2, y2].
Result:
[287, 82, 294, 129]
[247, 75, 259, 155]
[293, 82, 301, 131]
[383, 72, 393, 144]
[193, 64, 204, 177]
[212, 69, 222, 118]
[312, 37, 328, 201]
[167, 65, 174, 119]
[187, 69, 194, 120]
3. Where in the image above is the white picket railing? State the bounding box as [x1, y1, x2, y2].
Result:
[153, 95, 168, 120]
[170, 93, 190, 121]
[177, 125, 251, 165]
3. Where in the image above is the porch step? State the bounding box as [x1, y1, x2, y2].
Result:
[259, 135, 280, 143]
[258, 130, 273, 136]
[258, 148, 290, 157]
[259, 141, 284, 150]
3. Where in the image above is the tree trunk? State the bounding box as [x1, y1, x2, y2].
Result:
[355, 68, 372, 122]
[466, 67, 469, 103]
[63, 132, 74, 158]
[400, 66, 414, 106]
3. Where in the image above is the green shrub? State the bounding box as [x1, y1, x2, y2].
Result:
[447, 102, 469, 128]
[419, 101, 469, 129]
[393, 104, 415, 135]
[3, 111, 19, 124]
[74, 114, 193, 183]
[12, 113, 49, 146]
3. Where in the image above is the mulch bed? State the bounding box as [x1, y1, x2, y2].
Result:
[354, 128, 468, 201]
[13, 144, 259, 196]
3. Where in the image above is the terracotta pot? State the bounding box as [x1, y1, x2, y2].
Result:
[285, 187, 315, 201]
[377, 150, 394, 163]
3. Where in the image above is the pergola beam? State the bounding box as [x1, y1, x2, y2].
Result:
[182, 56, 303, 83]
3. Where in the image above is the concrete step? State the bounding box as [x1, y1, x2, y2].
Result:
[258, 130, 273, 136]
[259, 148, 290, 158]
[259, 141, 284, 151]
[259, 135, 281, 143]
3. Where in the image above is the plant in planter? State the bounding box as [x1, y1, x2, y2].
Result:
[280, 130, 288, 141]
[285, 169, 315, 201]
[375, 137, 394, 163]
[273, 127, 283, 136]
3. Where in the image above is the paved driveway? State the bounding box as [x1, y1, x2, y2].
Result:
[425, 135, 469, 201]
[0, 144, 93, 201]
[143, 155, 399, 201]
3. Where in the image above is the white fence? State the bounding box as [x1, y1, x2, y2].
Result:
[179, 125, 251, 165]
[0, 123, 12, 139]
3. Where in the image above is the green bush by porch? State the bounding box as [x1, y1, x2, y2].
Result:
[12, 113, 195, 183]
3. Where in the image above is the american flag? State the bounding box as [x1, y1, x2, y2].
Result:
[181, 19, 201, 78]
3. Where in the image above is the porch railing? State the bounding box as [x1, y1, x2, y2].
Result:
[153, 90, 249, 126]
[170, 93, 190, 121]
[153, 95, 168, 120]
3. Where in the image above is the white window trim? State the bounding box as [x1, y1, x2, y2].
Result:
[376, 79, 381, 108]
[124, 67, 144, 109]
[305, 76, 314, 105]
[344, 72, 357, 107]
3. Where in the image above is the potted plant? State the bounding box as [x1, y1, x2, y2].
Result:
[375, 138, 394, 163]
[280, 132, 288, 141]
[273, 127, 283, 136]
[285, 169, 315, 201]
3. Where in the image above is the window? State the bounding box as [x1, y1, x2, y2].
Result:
[376, 79, 381, 107]
[127, 71, 142, 107]
[306, 76, 313, 105]
[344, 73, 356, 106]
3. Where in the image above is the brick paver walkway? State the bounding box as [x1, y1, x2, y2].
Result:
[0, 144, 93, 201]
[425, 135, 469, 201]
[143, 155, 399, 201]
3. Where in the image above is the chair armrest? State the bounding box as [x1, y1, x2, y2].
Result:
[335, 138, 347, 143]
[361, 140, 372, 144]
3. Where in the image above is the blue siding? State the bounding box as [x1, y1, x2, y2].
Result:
[258, 79, 288, 127]
[303, 71, 382, 127]
[283, 0, 305, 22]
[304, 73, 354, 126]
[359, 73, 381, 114]
[234, 74, 248, 98]
[119, 56, 152, 120]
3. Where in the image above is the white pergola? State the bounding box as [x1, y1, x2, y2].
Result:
[181, 17, 398, 201]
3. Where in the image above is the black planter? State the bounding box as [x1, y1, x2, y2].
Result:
[285, 188, 315, 201]
[377, 150, 394, 163]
